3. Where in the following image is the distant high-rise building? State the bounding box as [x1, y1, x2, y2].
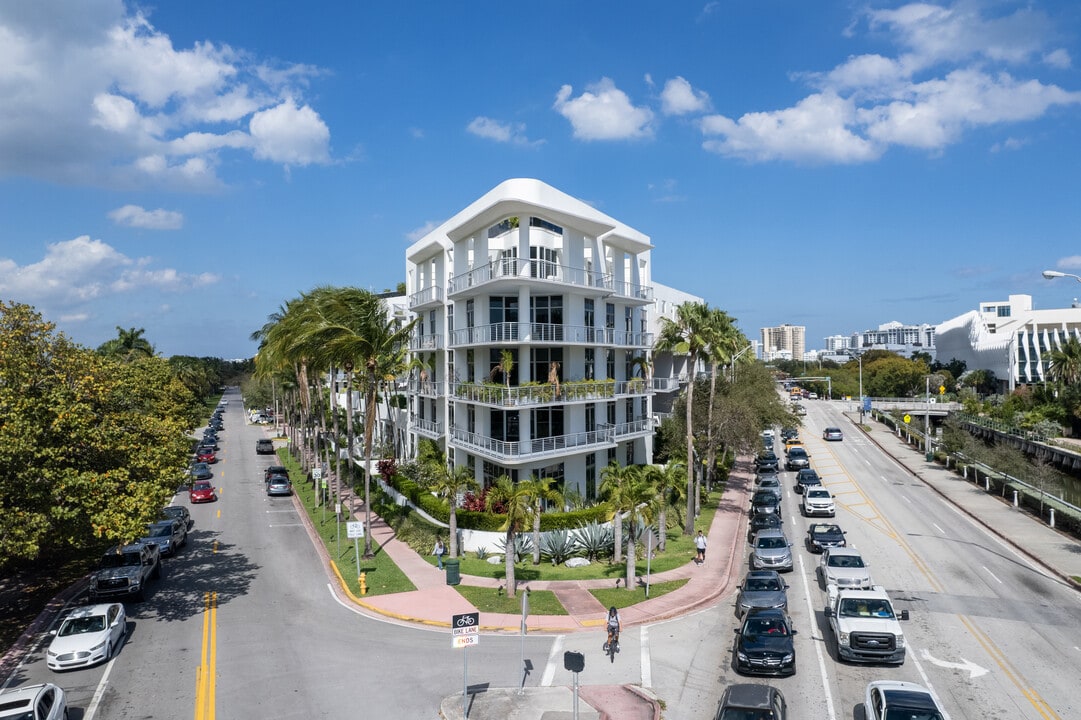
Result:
[851, 321, 936, 358]
[761, 324, 805, 361]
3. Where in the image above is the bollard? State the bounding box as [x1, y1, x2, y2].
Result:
[1012, 490, 1018, 508]
[963, 466, 968, 479]
[359, 572, 367, 595]
[1050, 508, 1056, 528]
[985, 477, 990, 491]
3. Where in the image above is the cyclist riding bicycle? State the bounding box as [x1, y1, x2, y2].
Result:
[604, 606, 621, 653]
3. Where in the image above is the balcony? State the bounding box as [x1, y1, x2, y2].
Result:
[613, 330, 654, 347]
[448, 323, 651, 348]
[450, 379, 621, 407]
[410, 415, 443, 439]
[449, 426, 615, 464]
[409, 285, 444, 310]
[613, 418, 653, 439]
[651, 377, 682, 393]
[410, 333, 443, 351]
[408, 380, 443, 397]
[611, 280, 653, 304]
[449, 323, 519, 347]
[448, 258, 613, 298]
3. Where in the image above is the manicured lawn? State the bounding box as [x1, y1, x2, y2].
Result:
[591, 578, 690, 609]
[455, 585, 568, 615]
[282, 451, 416, 597]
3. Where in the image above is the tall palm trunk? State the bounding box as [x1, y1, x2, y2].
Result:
[658, 505, 667, 552]
[705, 359, 719, 497]
[331, 367, 342, 494]
[612, 511, 623, 563]
[532, 502, 542, 565]
[684, 352, 697, 534]
[504, 528, 516, 596]
[625, 529, 636, 589]
[362, 360, 378, 557]
[345, 365, 356, 512]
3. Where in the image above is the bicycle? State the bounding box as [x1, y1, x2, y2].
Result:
[603, 626, 620, 662]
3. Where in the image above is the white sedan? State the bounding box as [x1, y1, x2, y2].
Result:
[865, 680, 947, 720]
[46, 603, 126, 671]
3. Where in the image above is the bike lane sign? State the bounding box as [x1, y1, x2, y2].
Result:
[451, 612, 479, 649]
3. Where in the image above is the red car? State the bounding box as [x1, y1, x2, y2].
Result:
[189, 480, 217, 503]
[196, 447, 217, 464]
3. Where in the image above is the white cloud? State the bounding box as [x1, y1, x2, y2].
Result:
[0, 236, 219, 309]
[1056, 256, 1081, 270]
[466, 116, 536, 145]
[990, 136, 1027, 152]
[108, 204, 184, 230]
[697, 2, 1081, 164]
[249, 99, 331, 166]
[553, 78, 654, 141]
[406, 221, 440, 243]
[660, 77, 711, 116]
[700, 93, 880, 163]
[0, 2, 330, 188]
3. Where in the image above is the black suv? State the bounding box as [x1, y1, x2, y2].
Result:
[755, 453, 779, 473]
[750, 491, 781, 517]
[805, 522, 846, 553]
[714, 684, 786, 720]
[793, 469, 821, 494]
[256, 439, 275, 454]
[784, 447, 810, 471]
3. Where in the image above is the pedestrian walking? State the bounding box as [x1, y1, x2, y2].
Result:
[433, 537, 446, 569]
[694, 530, 707, 564]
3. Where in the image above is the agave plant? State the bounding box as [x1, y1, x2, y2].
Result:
[495, 534, 534, 563]
[571, 521, 613, 561]
[540, 529, 579, 565]
[474, 546, 489, 560]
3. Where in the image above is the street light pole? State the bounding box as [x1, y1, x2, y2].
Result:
[729, 342, 754, 382]
[857, 353, 865, 425]
[925, 375, 931, 459]
[1042, 269, 1081, 283]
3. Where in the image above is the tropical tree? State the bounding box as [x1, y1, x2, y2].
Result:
[521, 475, 564, 565]
[600, 461, 640, 563]
[97, 326, 155, 362]
[619, 472, 657, 589]
[640, 461, 685, 552]
[427, 461, 477, 558]
[1047, 336, 1081, 387]
[655, 300, 713, 535]
[485, 475, 533, 598]
[703, 309, 743, 496]
[300, 287, 416, 557]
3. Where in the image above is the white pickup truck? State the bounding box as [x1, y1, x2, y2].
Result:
[823, 584, 909, 665]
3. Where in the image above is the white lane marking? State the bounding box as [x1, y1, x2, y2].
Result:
[919, 648, 988, 678]
[640, 625, 652, 688]
[269, 523, 304, 527]
[796, 554, 837, 720]
[266, 509, 295, 514]
[84, 651, 117, 720]
[982, 566, 1004, 584]
[910, 646, 953, 720]
[932, 523, 946, 535]
[902, 495, 913, 504]
[541, 635, 565, 686]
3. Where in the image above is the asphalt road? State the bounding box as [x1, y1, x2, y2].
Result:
[6, 389, 1081, 719]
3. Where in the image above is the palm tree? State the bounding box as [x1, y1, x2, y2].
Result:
[427, 461, 477, 558]
[521, 475, 564, 565]
[485, 475, 533, 598]
[620, 472, 657, 589]
[298, 287, 416, 557]
[1048, 336, 1081, 387]
[97, 326, 155, 362]
[655, 301, 712, 535]
[641, 462, 685, 552]
[704, 310, 744, 493]
[600, 461, 639, 563]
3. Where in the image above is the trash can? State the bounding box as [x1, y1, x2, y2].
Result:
[444, 558, 460, 586]
[925, 451, 934, 462]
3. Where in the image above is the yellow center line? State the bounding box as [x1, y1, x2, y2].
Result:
[195, 591, 217, 720]
[815, 443, 1061, 719]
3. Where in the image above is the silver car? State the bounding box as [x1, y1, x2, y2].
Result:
[819, 547, 873, 589]
[266, 475, 292, 496]
[736, 570, 790, 618]
[749, 528, 793, 573]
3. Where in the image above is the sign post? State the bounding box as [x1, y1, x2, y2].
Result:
[347, 521, 364, 580]
[563, 651, 584, 720]
[519, 590, 529, 694]
[452, 612, 480, 718]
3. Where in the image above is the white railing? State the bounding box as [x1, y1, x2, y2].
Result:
[614, 418, 652, 437]
[410, 333, 442, 351]
[651, 377, 681, 392]
[449, 379, 623, 406]
[613, 330, 654, 347]
[448, 258, 613, 295]
[449, 323, 520, 346]
[408, 285, 444, 308]
[410, 415, 443, 437]
[407, 380, 443, 396]
[450, 426, 615, 460]
[611, 280, 653, 301]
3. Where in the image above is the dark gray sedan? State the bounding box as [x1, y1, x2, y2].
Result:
[736, 570, 789, 618]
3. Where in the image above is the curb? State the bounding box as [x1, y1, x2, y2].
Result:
[0, 576, 88, 681]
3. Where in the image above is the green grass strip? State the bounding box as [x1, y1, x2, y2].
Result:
[591, 578, 690, 609]
[454, 585, 568, 615]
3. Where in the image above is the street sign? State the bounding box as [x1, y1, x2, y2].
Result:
[940, 385, 946, 394]
[312, 467, 323, 480]
[903, 414, 911, 424]
[452, 612, 479, 649]
[452, 634, 479, 648]
[346, 521, 364, 539]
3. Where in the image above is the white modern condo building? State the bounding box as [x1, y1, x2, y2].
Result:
[404, 178, 683, 500]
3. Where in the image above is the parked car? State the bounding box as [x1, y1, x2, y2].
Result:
[755, 467, 780, 485]
[195, 447, 217, 464]
[735, 570, 789, 618]
[793, 468, 821, 494]
[713, 683, 786, 720]
[756, 476, 783, 501]
[864, 680, 945, 720]
[189, 480, 217, 503]
[818, 547, 873, 589]
[747, 512, 783, 542]
[190, 462, 212, 481]
[46, 603, 126, 671]
[256, 438, 275, 454]
[805, 522, 846, 553]
[141, 518, 187, 556]
[755, 453, 779, 473]
[749, 528, 793, 573]
[783, 436, 802, 452]
[264, 465, 290, 483]
[0, 683, 68, 720]
[784, 447, 810, 471]
[801, 488, 836, 517]
[266, 475, 292, 496]
[733, 608, 797, 676]
[780, 427, 798, 441]
[823, 427, 844, 441]
[162, 505, 192, 530]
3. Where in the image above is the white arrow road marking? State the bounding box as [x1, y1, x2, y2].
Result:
[920, 648, 989, 678]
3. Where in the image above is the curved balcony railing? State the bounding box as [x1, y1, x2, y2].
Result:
[448, 379, 649, 406]
[410, 333, 443, 351]
[408, 285, 444, 309]
[449, 323, 520, 346]
[449, 426, 615, 462]
[410, 415, 443, 438]
[448, 258, 612, 296]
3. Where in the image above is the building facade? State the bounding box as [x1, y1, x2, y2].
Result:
[936, 294, 1081, 392]
[404, 179, 685, 500]
[850, 321, 936, 358]
[761, 324, 805, 362]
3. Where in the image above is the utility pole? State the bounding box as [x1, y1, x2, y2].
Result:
[924, 375, 931, 460]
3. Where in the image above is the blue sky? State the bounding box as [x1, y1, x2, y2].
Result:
[2, 0, 1080, 359]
